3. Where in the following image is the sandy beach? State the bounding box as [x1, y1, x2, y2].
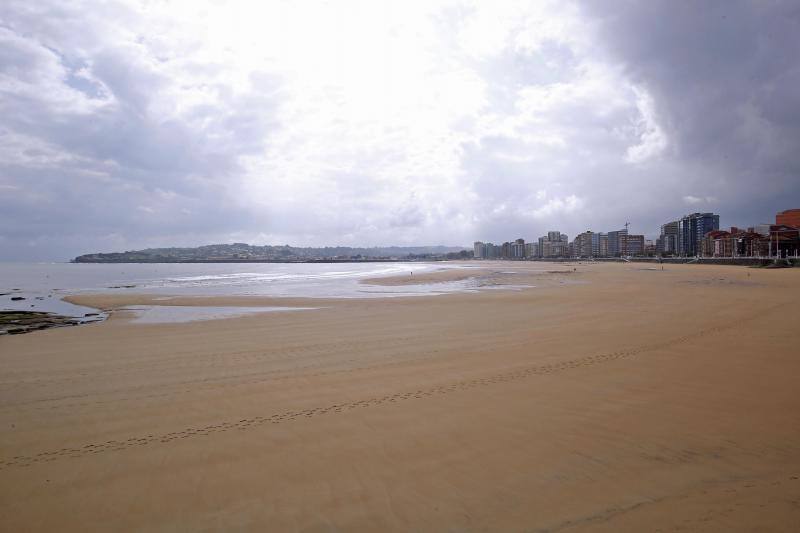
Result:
[1, 262, 799, 531]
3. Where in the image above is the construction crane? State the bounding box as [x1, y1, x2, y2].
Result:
[623, 222, 630, 258]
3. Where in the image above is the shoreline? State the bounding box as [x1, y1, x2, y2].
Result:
[60, 264, 584, 313]
[64, 256, 800, 266]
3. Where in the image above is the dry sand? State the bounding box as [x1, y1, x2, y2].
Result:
[1, 262, 799, 531]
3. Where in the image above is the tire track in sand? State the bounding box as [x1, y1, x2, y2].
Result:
[0, 304, 782, 471]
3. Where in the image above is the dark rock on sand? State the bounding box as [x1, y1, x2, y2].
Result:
[0, 311, 83, 335]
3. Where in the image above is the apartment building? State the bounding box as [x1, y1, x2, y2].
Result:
[679, 212, 719, 256]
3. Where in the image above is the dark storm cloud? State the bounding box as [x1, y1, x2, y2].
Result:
[461, 0, 800, 246]
[580, 0, 800, 224]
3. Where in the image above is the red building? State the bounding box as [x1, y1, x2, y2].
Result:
[701, 230, 732, 257]
[776, 208, 800, 227]
[701, 228, 771, 257]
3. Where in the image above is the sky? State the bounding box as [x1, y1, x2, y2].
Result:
[1, 0, 799, 261]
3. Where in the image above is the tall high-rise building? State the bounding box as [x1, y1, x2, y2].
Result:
[598, 233, 608, 257]
[679, 212, 720, 256]
[657, 221, 680, 255]
[558, 233, 569, 257]
[538, 231, 568, 258]
[626, 235, 645, 256]
[473, 241, 485, 259]
[607, 229, 628, 257]
[573, 231, 595, 257]
[510, 238, 526, 259]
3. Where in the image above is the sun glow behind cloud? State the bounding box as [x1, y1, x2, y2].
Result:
[165, 0, 646, 242]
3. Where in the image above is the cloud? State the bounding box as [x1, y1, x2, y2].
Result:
[0, 1, 798, 260]
[625, 87, 668, 164]
[532, 195, 586, 219]
[683, 195, 718, 206]
[581, 0, 800, 221]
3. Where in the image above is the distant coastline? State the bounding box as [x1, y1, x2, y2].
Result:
[72, 243, 471, 263]
[72, 258, 436, 264]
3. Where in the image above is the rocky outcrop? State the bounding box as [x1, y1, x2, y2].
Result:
[0, 311, 98, 335]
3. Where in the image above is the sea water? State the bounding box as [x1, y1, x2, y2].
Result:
[0, 262, 478, 321]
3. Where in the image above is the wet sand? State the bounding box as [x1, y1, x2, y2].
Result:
[1, 262, 799, 531]
[361, 266, 490, 286]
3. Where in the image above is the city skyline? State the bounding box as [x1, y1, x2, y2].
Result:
[474, 208, 799, 259]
